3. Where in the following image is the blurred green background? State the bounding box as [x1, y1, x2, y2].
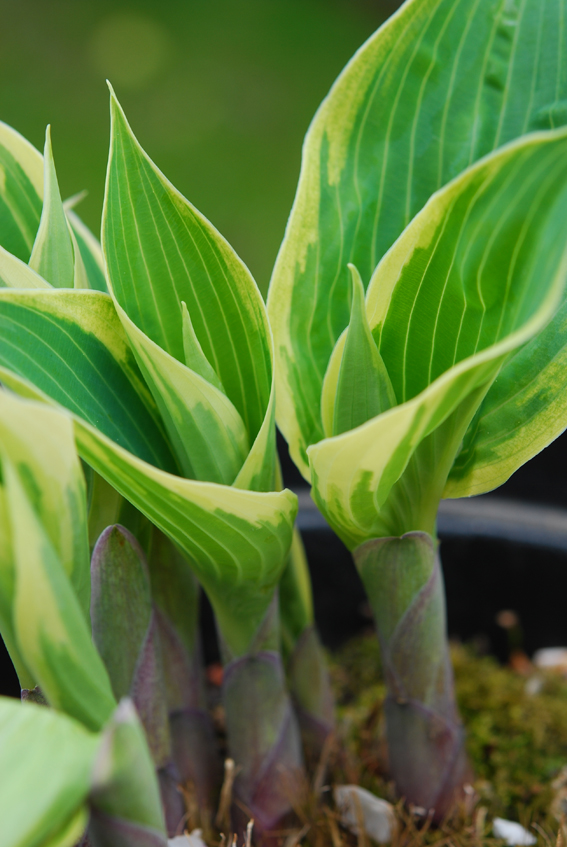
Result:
[0, 0, 399, 294]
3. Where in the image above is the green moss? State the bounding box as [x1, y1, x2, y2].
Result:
[329, 634, 567, 826]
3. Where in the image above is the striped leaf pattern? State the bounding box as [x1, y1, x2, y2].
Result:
[29, 129, 75, 289]
[0, 120, 43, 263]
[0, 363, 296, 657]
[103, 91, 275, 489]
[268, 0, 567, 480]
[0, 697, 98, 847]
[0, 289, 178, 473]
[308, 131, 567, 548]
[0, 393, 116, 730]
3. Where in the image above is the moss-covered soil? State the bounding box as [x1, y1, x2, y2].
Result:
[313, 634, 567, 847]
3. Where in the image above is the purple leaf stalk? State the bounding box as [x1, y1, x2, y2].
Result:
[220, 593, 305, 838]
[354, 532, 471, 819]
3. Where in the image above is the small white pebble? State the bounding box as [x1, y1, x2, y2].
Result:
[168, 830, 207, 847]
[334, 784, 396, 843]
[533, 648, 567, 670]
[493, 817, 536, 845]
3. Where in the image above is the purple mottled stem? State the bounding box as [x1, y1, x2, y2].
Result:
[288, 625, 334, 761]
[221, 596, 305, 837]
[223, 651, 304, 835]
[152, 544, 221, 814]
[353, 532, 470, 820]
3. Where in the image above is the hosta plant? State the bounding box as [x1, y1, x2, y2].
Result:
[268, 0, 567, 818]
[0, 389, 168, 847]
[0, 96, 332, 840]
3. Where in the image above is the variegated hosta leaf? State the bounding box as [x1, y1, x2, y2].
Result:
[0, 120, 43, 263]
[5, 450, 116, 731]
[308, 130, 567, 548]
[0, 289, 179, 473]
[0, 697, 98, 847]
[65, 206, 108, 293]
[0, 389, 90, 619]
[0, 243, 51, 290]
[446, 295, 567, 495]
[0, 367, 296, 658]
[89, 698, 167, 841]
[111, 300, 250, 484]
[268, 0, 567, 480]
[103, 90, 275, 490]
[72, 418, 297, 657]
[0, 482, 33, 689]
[29, 128, 75, 289]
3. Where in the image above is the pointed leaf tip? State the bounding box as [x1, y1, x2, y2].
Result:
[330, 264, 395, 436]
[91, 523, 152, 701]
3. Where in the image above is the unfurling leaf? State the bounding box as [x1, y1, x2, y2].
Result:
[323, 264, 395, 437]
[29, 127, 75, 289]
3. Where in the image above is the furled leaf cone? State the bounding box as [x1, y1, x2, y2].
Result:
[82, 699, 169, 847]
[353, 532, 471, 820]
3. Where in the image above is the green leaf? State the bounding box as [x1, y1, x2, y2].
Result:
[0, 697, 97, 847]
[0, 289, 179, 473]
[0, 389, 90, 620]
[112, 298, 250, 484]
[0, 244, 51, 289]
[279, 527, 314, 656]
[4, 452, 116, 730]
[446, 297, 567, 496]
[308, 129, 567, 548]
[65, 206, 108, 293]
[0, 120, 43, 262]
[29, 128, 75, 289]
[327, 264, 395, 436]
[268, 0, 567, 479]
[0, 483, 34, 689]
[181, 300, 225, 392]
[0, 364, 296, 656]
[103, 89, 272, 447]
[74, 418, 297, 656]
[89, 698, 166, 836]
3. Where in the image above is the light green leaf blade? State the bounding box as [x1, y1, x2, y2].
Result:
[103, 89, 272, 446]
[268, 0, 567, 479]
[0, 483, 34, 689]
[89, 698, 166, 836]
[29, 128, 75, 289]
[0, 243, 51, 289]
[331, 264, 395, 436]
[0, 289, 179, 474]
[181, 299, 225, 392]
[0, 120, 43, 262]
[0, 697, 97, 847]
[232, 376, 277, 492]
[309, 130, 567, 548]
[65, 206, 108, 293]
[0, 389, 90, 620]
[113, 295, 250, 484]
[5, 452, 116, 730]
